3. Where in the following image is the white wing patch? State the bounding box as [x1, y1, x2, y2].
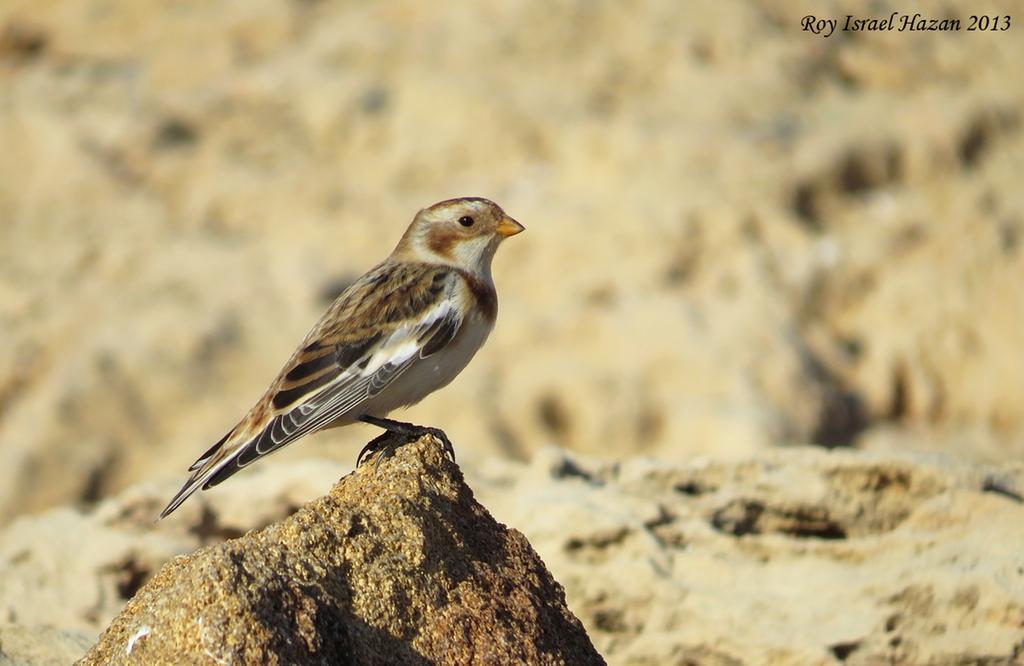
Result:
[225, 295, 466, 470]
[360, 301, 452, 377]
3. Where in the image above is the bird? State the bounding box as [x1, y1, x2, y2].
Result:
[159, 197, 524, 518]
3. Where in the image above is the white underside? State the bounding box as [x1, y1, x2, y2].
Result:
[328, 314, 493, 426]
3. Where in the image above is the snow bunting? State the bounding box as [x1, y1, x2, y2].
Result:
[160, 197, 524, 518]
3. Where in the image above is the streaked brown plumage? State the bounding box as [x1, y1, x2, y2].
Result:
[160, 197, 523, 518]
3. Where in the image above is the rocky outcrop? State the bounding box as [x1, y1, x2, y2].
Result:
[479, 447, 1024, 664]
[77, 436, 603, 665]
[2, 442, 1023, 664]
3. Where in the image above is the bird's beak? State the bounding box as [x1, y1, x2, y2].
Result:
[496, 215, 525, 238]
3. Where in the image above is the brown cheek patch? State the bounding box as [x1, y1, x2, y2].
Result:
[427, 228, 460, 259]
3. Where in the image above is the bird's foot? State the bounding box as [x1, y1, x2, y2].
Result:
[357, 415, 456, 467]
[355, 431, 401, 470]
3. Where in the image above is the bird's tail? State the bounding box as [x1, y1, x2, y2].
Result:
[159, 429, 241, 519]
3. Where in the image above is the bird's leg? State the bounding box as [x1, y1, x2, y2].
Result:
[357, 415, 456, 464]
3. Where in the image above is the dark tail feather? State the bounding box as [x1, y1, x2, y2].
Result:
[200, 425, 285, 490]
[159, 473, 204, 519]
[202, 451, 249, 490]
[159, 429, 238, 519]
[188, 429, 233, 471]
[159, 416, 299, 519]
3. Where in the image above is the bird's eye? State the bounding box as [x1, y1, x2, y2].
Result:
[458, 215, 475, 227]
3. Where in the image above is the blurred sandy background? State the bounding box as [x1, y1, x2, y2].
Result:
[1, 0, 1022, 528]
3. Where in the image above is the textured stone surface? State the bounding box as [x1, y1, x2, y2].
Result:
[0, 459, 340, 634]
[78, 436, 602, 665]
[2, 444, 1022, 664]
[477, 447, 1024, 664]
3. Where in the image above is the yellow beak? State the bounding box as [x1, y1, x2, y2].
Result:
[496, 216, 525, 238]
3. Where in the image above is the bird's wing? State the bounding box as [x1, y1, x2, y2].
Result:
[159, 263, 464, 518]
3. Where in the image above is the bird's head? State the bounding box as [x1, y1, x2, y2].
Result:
[393, 197, 524, 274]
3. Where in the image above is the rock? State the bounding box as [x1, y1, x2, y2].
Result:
[78, 436, 603, 665]
[0, 458, 346, 635]
[2, 443, 1022, 664]
[475, 447, 1024, 665]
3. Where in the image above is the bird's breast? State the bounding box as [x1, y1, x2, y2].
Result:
[413, 315, 493, 393]
[360, 314, 494, 415]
